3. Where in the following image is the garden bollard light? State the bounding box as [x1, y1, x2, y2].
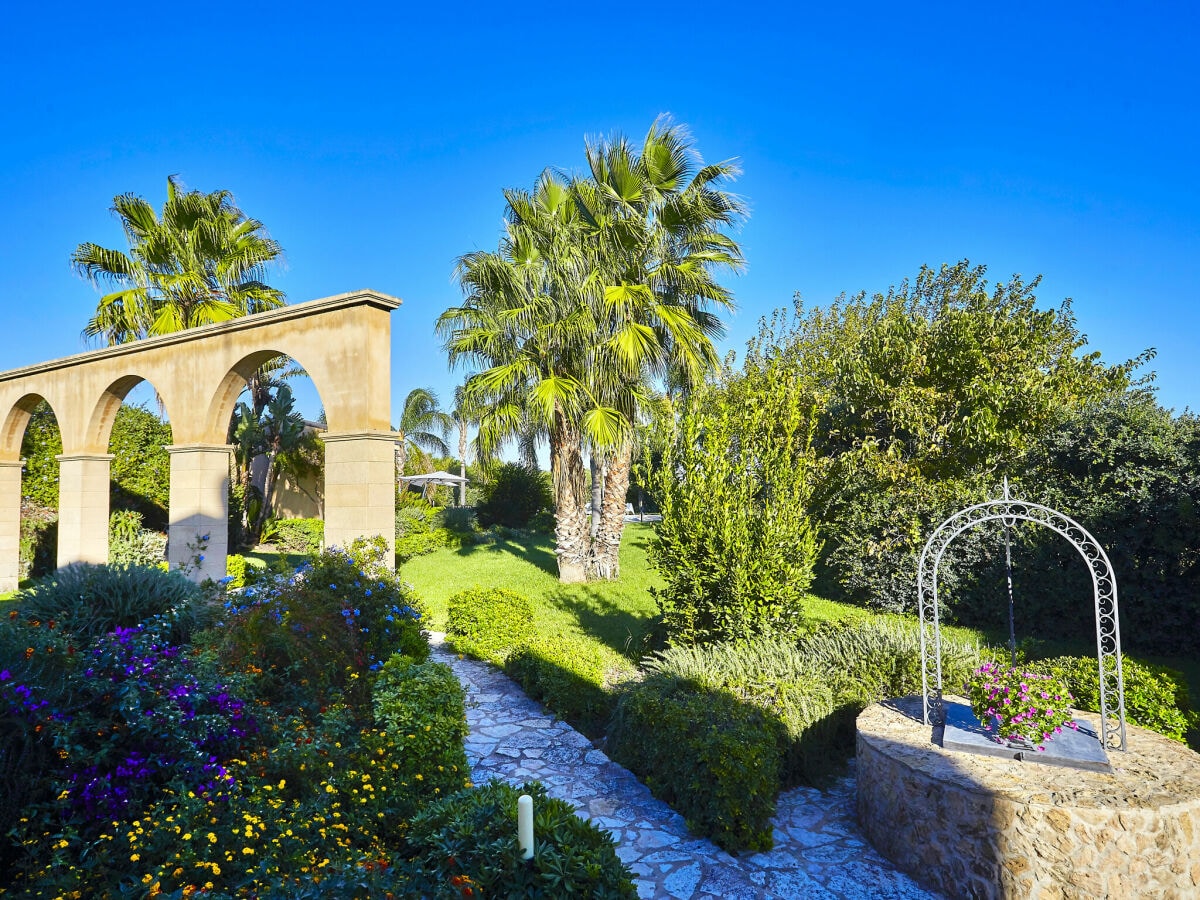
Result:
[518, 793, 534, 860]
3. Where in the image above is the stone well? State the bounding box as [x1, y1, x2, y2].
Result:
[856, 697, 1200, 900]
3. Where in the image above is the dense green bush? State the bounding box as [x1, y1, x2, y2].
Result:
[396, 496, 457, 562]
[642, 638, 839, 786]
[18, 505, 56, 580]
[1026, 654, 1199, 743]
[504, 636, 619, 738]
[225, 553, 248, 588]
[108, 509, 167, 566]
[13, 562, 209, 645]
[647, 374, 821, 646]
[372, 655, 472, 818]
[475, 462, 552, 529]
[261, 516, 324, 553]
[213, 538, 427, 711]
[607, 676, 783, 852]
[445, 586, 533, 663]
[403, 779, 637, 898]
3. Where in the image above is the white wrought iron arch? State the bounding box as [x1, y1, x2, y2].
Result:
[918, 494, 1127, 751]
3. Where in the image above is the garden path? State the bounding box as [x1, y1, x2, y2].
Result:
[428, 635, 939, 900]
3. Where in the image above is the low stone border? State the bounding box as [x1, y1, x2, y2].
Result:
[856, 696, 1200, 899]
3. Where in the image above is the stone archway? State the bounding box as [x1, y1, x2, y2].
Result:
[0, 290, 401, 589]
[917, 494, 1127, 751]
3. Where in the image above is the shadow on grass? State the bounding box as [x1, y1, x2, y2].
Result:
[450, 531, 558, 576]
[542, 588, 656, 662]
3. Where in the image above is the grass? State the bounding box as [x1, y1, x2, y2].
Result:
[402, 523, 662, 665]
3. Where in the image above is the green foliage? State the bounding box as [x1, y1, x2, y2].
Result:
[647, 368, 821, 645]
[475, 462, 552, 529]
[403, 779, 637, 898]
[1027, 654, 1199, 742]
[445, 586, 533, 663]
[396, 496, 457, 562]
[108, 509, 166, 566]
[19, 402, 62, 509]
[1006, 396, 1200, 656]
[108, 403, 172, 528]
[372, 655, 472, 818]
[607, 677, 782, 852]
[13, 563, 208, 645]
[504, 636, 617, 738]
[225, 553, 248, 589]
[762, 262, 1146, 616]
[261, 516, 323, 554]
[213, 539, 428, 712]
[18, 505, 56, 580]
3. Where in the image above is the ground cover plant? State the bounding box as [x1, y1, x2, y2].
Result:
[1, 539, 634, 897]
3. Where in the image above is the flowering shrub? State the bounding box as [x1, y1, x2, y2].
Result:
[965, 661, 1077, 749]
[212, 538, 427, 712]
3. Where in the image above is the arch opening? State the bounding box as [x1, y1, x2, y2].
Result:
[7, 396, 61, 584]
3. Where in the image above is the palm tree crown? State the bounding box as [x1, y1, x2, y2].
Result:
[75, 175, 285, 345]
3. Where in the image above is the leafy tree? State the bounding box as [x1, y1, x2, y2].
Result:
[19, 403, 62, 509]
[755, 261, 1146, 614]
[441, 118, 743, 582]
[108, 404, 172, 529]
[74, 175, 284, 345]
[475, 463, 553, 529]
[647, 355, 821, 646]
[1007, 395, 1200, 655]
[395, 388, 453, 484]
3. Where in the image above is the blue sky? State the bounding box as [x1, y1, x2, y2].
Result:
[2, 1, 1197, 429]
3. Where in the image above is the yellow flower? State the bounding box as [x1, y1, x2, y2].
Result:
[207, 832, 217, 844]
[182, 833, 192, 841]
[242, 847, 254, 855]
[130, 853, 140, 862]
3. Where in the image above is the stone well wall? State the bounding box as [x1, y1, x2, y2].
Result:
[856, 697, 1200, 900]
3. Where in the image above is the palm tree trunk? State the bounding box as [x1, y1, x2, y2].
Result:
[589, 453, 604, 538]
[590, 442, 631, 580]
[457, 420, 468, 507]
[252, 448, 280, 544]
[551, 411, 589, 583]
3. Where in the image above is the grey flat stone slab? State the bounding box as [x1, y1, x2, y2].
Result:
[941, 699, 1113, 773]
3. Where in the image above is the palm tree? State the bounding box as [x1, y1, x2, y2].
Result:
[572, 117, 745, 577]
[441, 119, 744, 582]
[449, 384, 482, 507]
[74, 175, 284, 345]
[395, 388, 454, 484]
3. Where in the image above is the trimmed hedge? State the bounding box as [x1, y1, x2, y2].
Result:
[372, 654, 472, 818]
[504, 636, 624, 738]
[403, 779, 637, 898]
[607, 676, 783, 852]
[1026, 654, 1199, 743]
[445, 586, 533, 663]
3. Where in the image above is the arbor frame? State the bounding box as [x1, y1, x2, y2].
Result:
[918, 492, 1127, 751]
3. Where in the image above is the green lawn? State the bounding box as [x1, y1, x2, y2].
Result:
[402, 523, 662, 664]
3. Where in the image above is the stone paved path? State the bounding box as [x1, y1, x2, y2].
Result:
[429, 636, 939, 900]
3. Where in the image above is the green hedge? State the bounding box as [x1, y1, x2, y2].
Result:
[1026, 654, 1199, 743]
[445, 586, 533, 663]
[403, 779, 637, 898]
[372, 654, 472, 817]
[261, 517, 323, 554]
[607, 676, 783, 852]
[504, 636, 621, 738]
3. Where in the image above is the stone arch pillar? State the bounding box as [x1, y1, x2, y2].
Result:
[0, 460, 21, 592]
[56, 452, 115, 568]
[167, 444, 233, 582]
[322, 431, 397, 556]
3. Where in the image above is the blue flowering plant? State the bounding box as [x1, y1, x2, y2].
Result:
[965, 661, 1078, 750]
[212, 537, 428, 714]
